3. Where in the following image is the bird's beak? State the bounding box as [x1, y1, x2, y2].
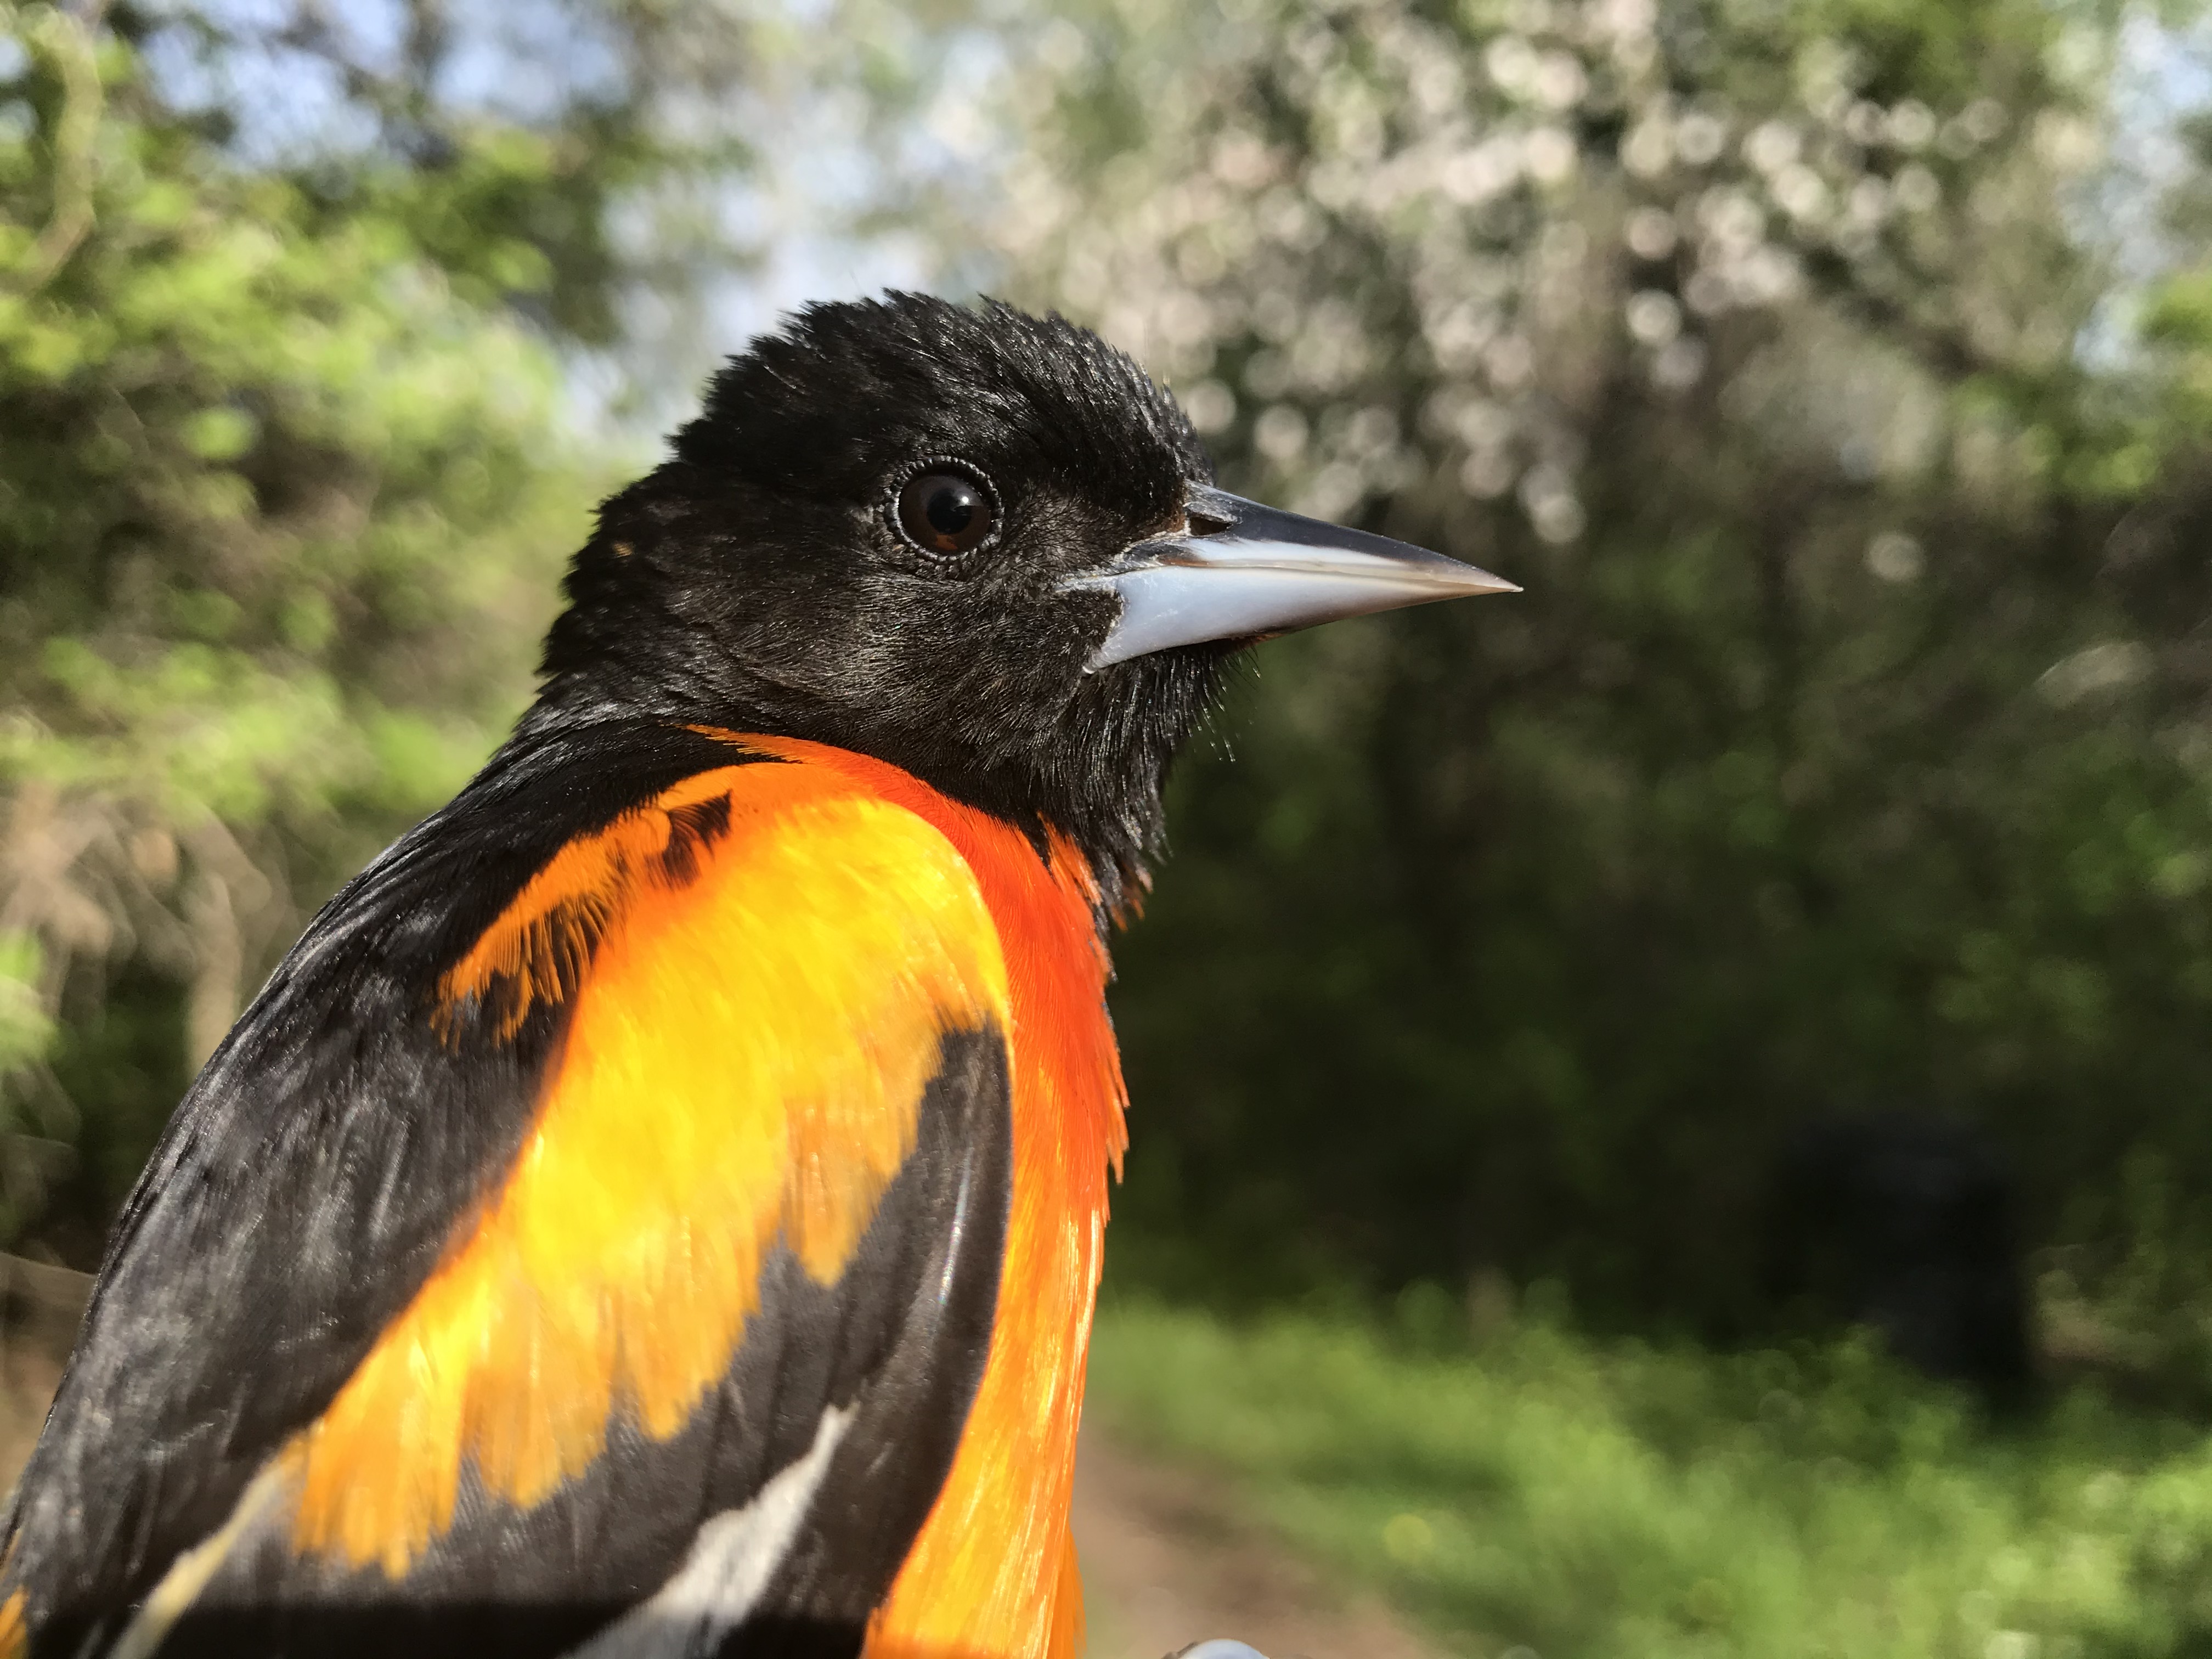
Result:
[1068, 484, 1518, 670]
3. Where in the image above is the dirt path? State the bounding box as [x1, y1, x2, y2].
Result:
[1071, 1430, 1443, 1659]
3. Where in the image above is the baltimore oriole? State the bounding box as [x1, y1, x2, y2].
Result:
[0, 295, 1510, 1658]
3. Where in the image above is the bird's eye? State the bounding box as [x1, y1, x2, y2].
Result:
[894, 466, 998, 558]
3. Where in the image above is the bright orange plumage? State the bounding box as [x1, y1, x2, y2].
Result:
[146, 736, 1121, 1654]
[778, 737, 1130, 1659]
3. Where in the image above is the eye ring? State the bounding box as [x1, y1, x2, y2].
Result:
[889, 459, 1001, 564]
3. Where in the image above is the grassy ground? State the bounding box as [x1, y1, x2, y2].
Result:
[1084, 1297, 2212, 1659]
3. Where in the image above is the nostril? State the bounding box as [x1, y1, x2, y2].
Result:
[1186, 507, 1234, 538]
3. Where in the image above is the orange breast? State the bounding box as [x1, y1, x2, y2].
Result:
[731, 738, 1129, 1659]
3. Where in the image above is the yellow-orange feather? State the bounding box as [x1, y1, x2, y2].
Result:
[291, 753, 1014, 1573]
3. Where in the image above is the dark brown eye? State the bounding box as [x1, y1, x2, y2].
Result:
[894, 467, 997, 557]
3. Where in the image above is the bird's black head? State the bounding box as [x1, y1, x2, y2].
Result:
[537, 293, 1510, 898]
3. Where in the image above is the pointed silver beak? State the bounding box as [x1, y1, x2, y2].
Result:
[1067, 484, 1517, 670]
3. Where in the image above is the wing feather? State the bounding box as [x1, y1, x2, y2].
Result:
[0, 723, 1018, 1659]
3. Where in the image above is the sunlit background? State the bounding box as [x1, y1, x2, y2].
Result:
[8, 0, 2212, 1653]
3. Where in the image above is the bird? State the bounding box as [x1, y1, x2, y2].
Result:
[0, 294, 1511, 1659]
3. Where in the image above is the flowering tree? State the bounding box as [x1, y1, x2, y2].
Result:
[972, 0, 2212, 1365]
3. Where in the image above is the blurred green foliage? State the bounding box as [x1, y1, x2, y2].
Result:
[1088, 1299, 2212, 1659]
[0, 0, 676, 1252]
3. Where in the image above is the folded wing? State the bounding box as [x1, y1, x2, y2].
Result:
[2, 724, 1017, 1659]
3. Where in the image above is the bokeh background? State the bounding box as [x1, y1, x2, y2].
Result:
[9, 0, 2212, 1653]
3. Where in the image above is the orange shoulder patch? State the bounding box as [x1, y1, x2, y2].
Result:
[435, 765, 751, 1042]
[284, 754, 1013, 1576]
